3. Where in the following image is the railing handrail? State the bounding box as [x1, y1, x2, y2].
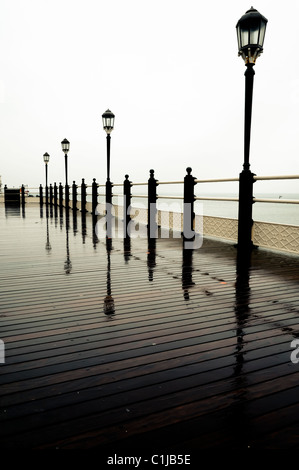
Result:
[16, 173, 299, 209]
[254, 175, 299, 181]
[194, 177, 239, 183]
[195, 196, 239, 202]
[24, 173, 299, 193]
[253, 197, 299, 204]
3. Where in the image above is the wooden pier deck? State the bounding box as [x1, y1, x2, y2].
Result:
[1, 204, 299, 453]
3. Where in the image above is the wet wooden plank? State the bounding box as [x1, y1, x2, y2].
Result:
[1, 205, 299, 450]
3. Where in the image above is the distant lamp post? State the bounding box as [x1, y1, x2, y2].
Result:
[43, 152, 50, 205]
[102, 109, 115, 188]
[102, 109, 115, 238]
[236, 7, 268, 252]
[61, 138, 70, 186]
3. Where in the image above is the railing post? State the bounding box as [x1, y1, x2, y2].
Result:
[49, 184, 53, 206]
[21, 185, 25, 207]
[123, 174, 132, 237]
[92, 178, 98, 215]
[39, 184, 43, 206]
[72, 181, 77, 211]
[81, 178, 87, 213]
[183, 167, 197, 241]
[148, 169, 158, 238]
[59, 183, 63, 208]
[53, 182, 58, 208]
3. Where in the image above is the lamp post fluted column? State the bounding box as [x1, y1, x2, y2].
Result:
[244, 63, 255, 172]
[106, 133, 112, 205]
[237, 63, 255, 252]
[65, 153, 68, 187]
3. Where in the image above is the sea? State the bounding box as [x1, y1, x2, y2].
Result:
[100, 191, 299, 226]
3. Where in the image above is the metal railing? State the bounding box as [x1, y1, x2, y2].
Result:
[9, 172, 299, 208]
[2, 170, 298, 253]
[5, 169, 299, 230]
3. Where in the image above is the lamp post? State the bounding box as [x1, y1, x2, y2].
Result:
[102, 109, 115, 201]
[43, 152, 50, 205]
[61, 138, 70, 186]
[102, 109, 115, 238]
[61, 138, 70, 210]
[236, 7, 267, 252]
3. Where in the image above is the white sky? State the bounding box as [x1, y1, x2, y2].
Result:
[0, 0, 299, 194]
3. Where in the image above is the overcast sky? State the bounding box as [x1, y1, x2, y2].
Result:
[1, 0, 299, 194]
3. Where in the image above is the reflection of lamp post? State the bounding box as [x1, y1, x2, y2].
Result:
[45, 214, 52, 253]
[64, 218, 72, 274]
[236, 7, 267, 252]
[43, 152, 50, 205]
[104, 238, 115, 315]
[61, 139, 70, 186]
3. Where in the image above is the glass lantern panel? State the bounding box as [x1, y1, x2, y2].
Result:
[249, 25, 259, 45]
[237, 27, 241, 50]
[240, 27, 249, 47]
[258, 21, 266, 46]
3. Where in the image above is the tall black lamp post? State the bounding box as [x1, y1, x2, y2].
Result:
[102, 109, 115, 204]
[61, 138, 70, 186]
[102, 109, 115, 238]
[43, 152, 50, 205]
[236, 7, 267, 252]
[61, 138, 70, 210]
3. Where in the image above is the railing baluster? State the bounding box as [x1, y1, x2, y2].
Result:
[123, 174, 132, 237]
[92, 178, 98, 215]
[21, 185, 25, 207]
[59, 183, 63, 208]
[53, 183, 58, 208]
[72, 181, 77, 211]
[148, 169, 158, 238]
[81, 178, 87, 213]
[183, 167, 197, 241]
[49, 184, 53, 206]
[39, 184, 43, 206]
